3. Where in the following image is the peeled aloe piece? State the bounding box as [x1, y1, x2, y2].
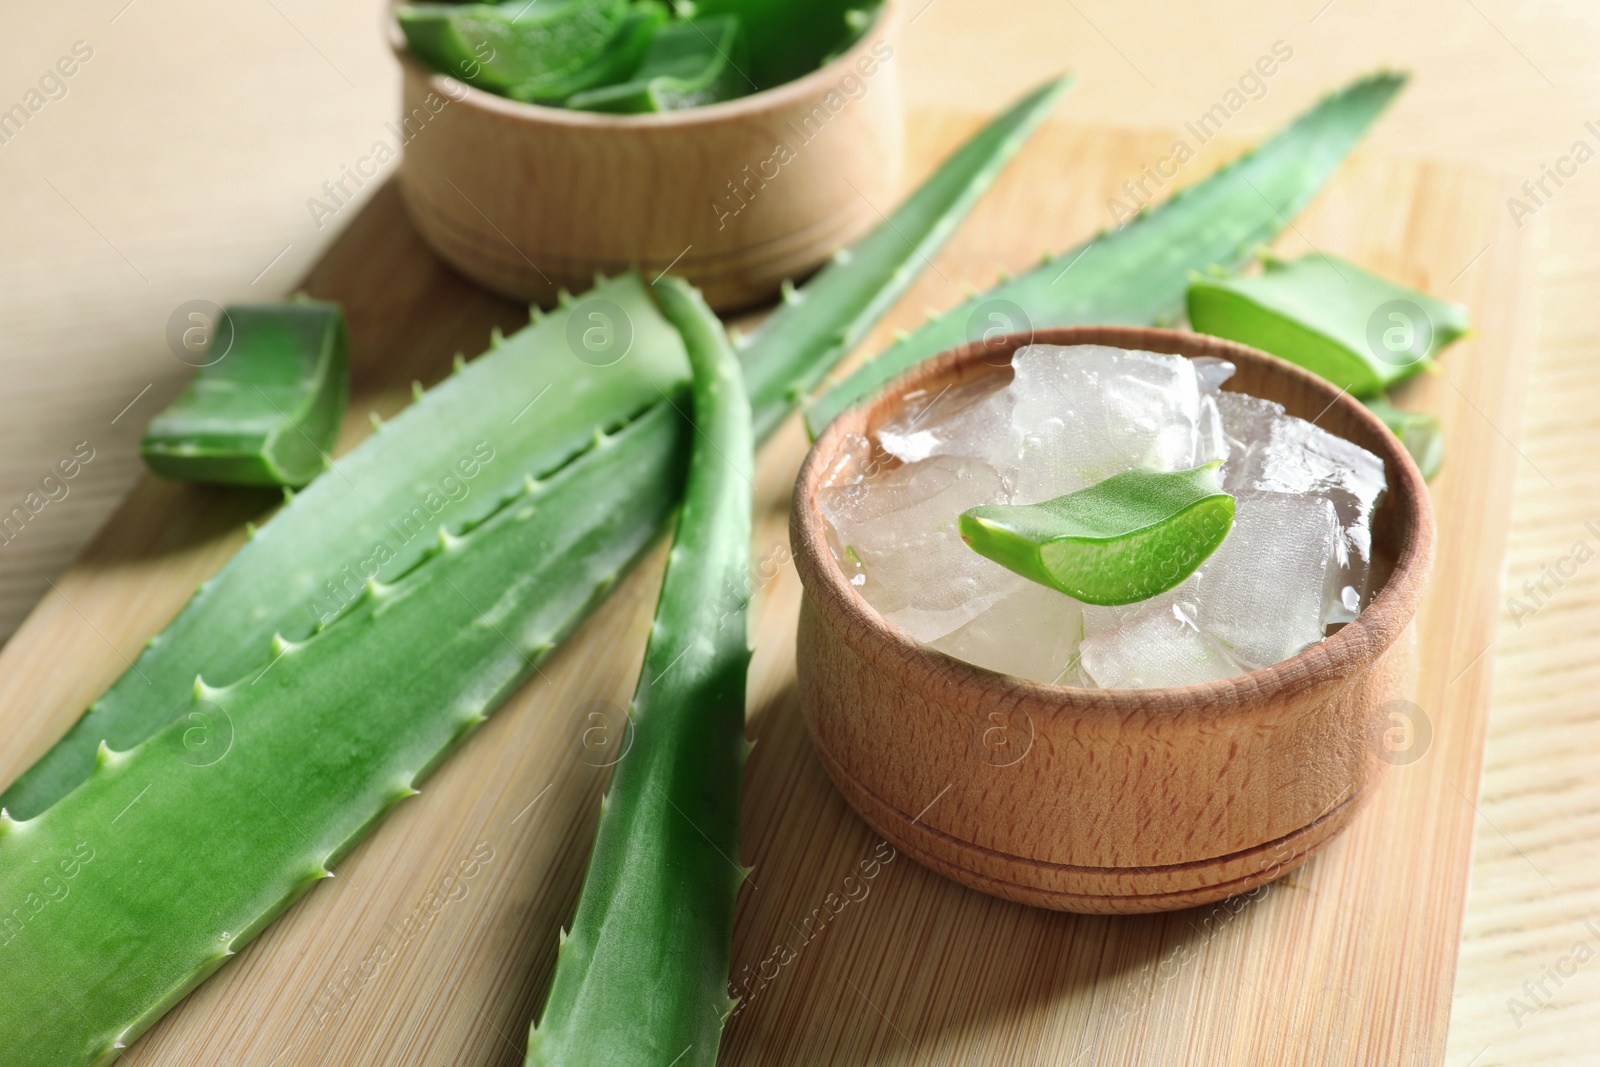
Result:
[397, 0, 625, 93]
[1187, 252, 1470, 396]
[509, 1, 667, 104]
[1365, 394, 1443, 480]
[566, 15, 749, 113]
[0, 273, 688, 821]
[140, 301, 348, 488]
[744, 74, 1073, 441]
[806, 72, 1409, 436]
[526, 278, 751, 1067]
[960, 464, 1234, 605]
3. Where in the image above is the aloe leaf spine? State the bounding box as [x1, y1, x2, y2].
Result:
[527, 278, 751, 1067]
[805, 71, 1410, 435]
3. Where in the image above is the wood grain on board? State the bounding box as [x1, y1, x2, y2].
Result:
[0, 111, 1533, 1064]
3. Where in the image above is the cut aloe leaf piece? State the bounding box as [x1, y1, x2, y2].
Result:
[397, 0, 626, 94]
[566, 15, 750, 113]
[806, 72, 1409, 436]
[140, 301, 348, 489]
[959, 464, 1234, 606]
[1186, 252, 1469, 396]
[1364, 394, 1443, 480]
[509, 1, 668, 103]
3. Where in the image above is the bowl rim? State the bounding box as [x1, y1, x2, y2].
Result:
[385, 0, 902, 129]
[791, 325, 1437, 715]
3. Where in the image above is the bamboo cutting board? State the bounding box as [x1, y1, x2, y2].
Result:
[0, 109, 1534, 1065]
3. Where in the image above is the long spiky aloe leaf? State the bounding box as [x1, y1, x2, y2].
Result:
[526, 278, 751, 1067]
[0, 398, 692, 1065]
[0, 86, 1068, 1064]
[1, 274, 689, 821]
[804, 71, 1409, 435]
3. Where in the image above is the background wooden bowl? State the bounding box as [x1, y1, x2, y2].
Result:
[791, 326, 1436, 913]
[386, 0, 904, 311]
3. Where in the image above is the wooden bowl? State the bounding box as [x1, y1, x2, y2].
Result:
[791, 326, 1435, 913]
[386, 1, 904, 311]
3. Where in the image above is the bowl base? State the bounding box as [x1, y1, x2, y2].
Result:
[811, 733, 1378, 914]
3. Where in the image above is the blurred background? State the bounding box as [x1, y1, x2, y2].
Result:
[0, 0, 1593, 1060]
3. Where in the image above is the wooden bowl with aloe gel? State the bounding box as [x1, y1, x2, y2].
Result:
[385, 0, 903, 312]
[790, 326, 1435, 914]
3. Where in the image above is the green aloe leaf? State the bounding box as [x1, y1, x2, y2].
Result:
[1186, 252, 1470, 396]
[509, 1, 668, 104]
[526, 278, 751, 1067]
[959, 464, 1234, 606]
[140, 301, 348, 489]
[566, 15, 750, 113]
[0, 397, 693, 1067]
[743, 73, 1074, 441]
[1364, 394, 1443, 480]
[805, 71, 1409, 436]
[398, 0, 626, 93]
[1, 273, 688, 822]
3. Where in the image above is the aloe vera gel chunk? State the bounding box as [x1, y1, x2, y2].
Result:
[819, 346, 1388, 688]
[141, 301, 348, 489]
[1186, 252, 1470, 396]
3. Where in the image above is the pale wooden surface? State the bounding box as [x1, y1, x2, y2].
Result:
[0, 0, 1594, 1062]
[0, 112, 1533, 1064]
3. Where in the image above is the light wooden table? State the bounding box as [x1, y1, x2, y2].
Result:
[0, 1, 1593, 1062]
